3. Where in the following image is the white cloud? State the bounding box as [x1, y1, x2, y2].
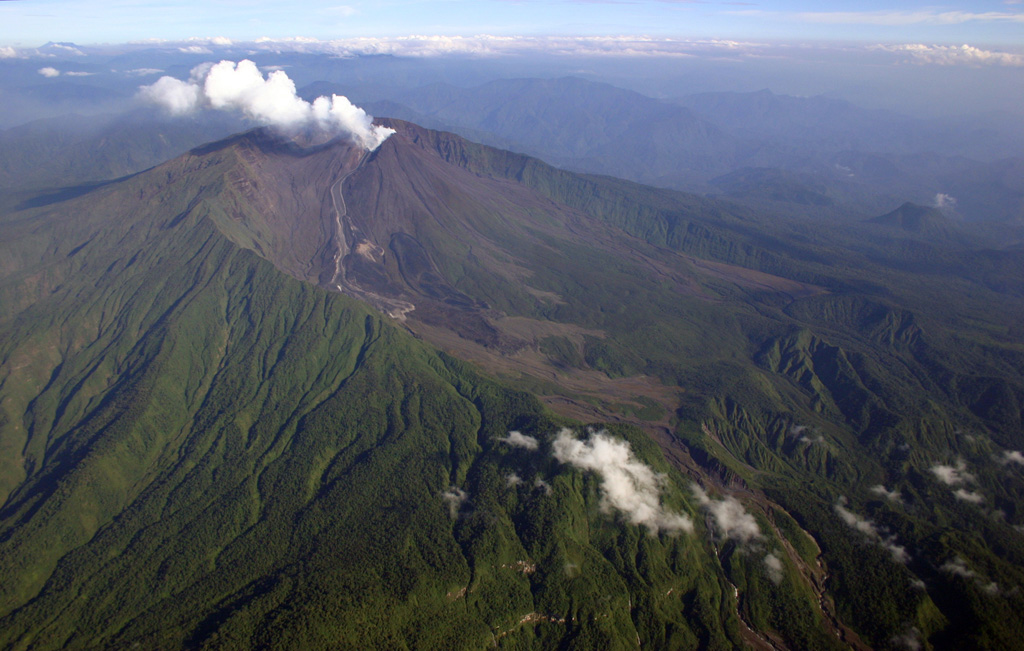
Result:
[552, 429, 692, 535]
[797, 10, 1024, 26]
[940, 556, 975, 578]
[65, 71, 95, 77]
[125, 68, 164, 77]
[835, 498, 910, 563]
[533, 477, 552, 495]
[692, 485, 762, 544]
[930, 459, 975, 486]
[934, 193, 957, 210]
[763, 552, 784, 585]
[891, 627, 923, 651]
[211, 36, 233, 46]
[954, 489, 985, 504]
[506, 472, 523, 487]
[37, 67, 60, 78]
[870, 485, 902, 503]
[137, 60, 393, 150]
[179, 45, 213, 54]
[499, 430, 540, 450]
[441, 487, 468, 518]
[1000, 450, 1024, 465]
[0, 46, 20, 59]
[874, 43, 1024, 66]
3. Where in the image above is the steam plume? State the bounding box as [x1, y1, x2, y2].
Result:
[137, 59, 394, 150]
[552, 429, 692, 535]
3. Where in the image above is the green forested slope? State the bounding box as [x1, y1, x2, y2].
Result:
[0, 143, 839, 650]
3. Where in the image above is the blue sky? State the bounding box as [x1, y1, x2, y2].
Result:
[2, 0, 1023, 48]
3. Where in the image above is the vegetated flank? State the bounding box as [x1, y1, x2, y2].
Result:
[0, 120, 1022, 649]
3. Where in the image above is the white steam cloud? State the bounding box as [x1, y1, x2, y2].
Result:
[552, 429, 692, 535]
[499, 430, 540, 450]
[934, 193, 958, 211]
[137, 59, 394, 150]
[835, 498, 910, 563]
[38, 67, 60, 78]
[691, 485, 762, 544]
[930, 459, 975, 485]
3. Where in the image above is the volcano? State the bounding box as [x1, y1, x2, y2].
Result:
[2, 120, 1024, 649]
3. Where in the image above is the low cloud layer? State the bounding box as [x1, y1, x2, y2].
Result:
[835, 498, 910, 563]
[870, 485, 903, 503]
[137, 59, 394, 150]
[692, 485, 762, 544]
[499, 431, 539, 450]
[875, 42, 1024, 66]
[1000, 450, 1024, 466]
[441, 487, 468, 519]
[552, 429, 692, 535]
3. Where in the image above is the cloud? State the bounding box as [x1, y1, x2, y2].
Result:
[65, 71, 95, 77]
[0, 46, 20, 59]
[506, 472, 523, 487]
[835, 498, 910, 563]
[763, 552, 784, 585]
[179, 45, 213, 54]
[954, 489, 985, 504]
[1000, 450, 1024, 465]
[692, 485, 762, 544]
[874, 43, 1024, 66]
[211, 36, 233, 46]
[499, 430, 540, 450]
[930, 459, 975, 485]
[137, 60, 394, 150]
[124, 68, 164, 76]
[940, 556, 975, 578]
[244, 35, 768, 59]
[891, 627, 923, 651]
[870, 485, 902, 503]
[552, 429, 692, 534]
[533, 477, 552, 495]
[37, 67, 60, 77]
[441, 487, 468, 518]
[796, 10, 1024, 26]
[934, 193, 957, 210]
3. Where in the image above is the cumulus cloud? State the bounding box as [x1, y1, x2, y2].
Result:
[211, 36, 233, 46]
[875, 43, 1024, 66]
[692, 485, 762, 544]
[954, 489, 985, 504]
[870, 485, 902, 503]
[499, 430, 540, 450]
[763, 552, 784, 585]
[137, 60, 393, 150]
[37, 67, 60, 78]
[552, 429, 692, 534]
[835, 498, 910, 563]
[930, 459, 975, 485]
[0, 46, 20, 59]
[441, 487, 468, 518]
[506, 472, 523, 487]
